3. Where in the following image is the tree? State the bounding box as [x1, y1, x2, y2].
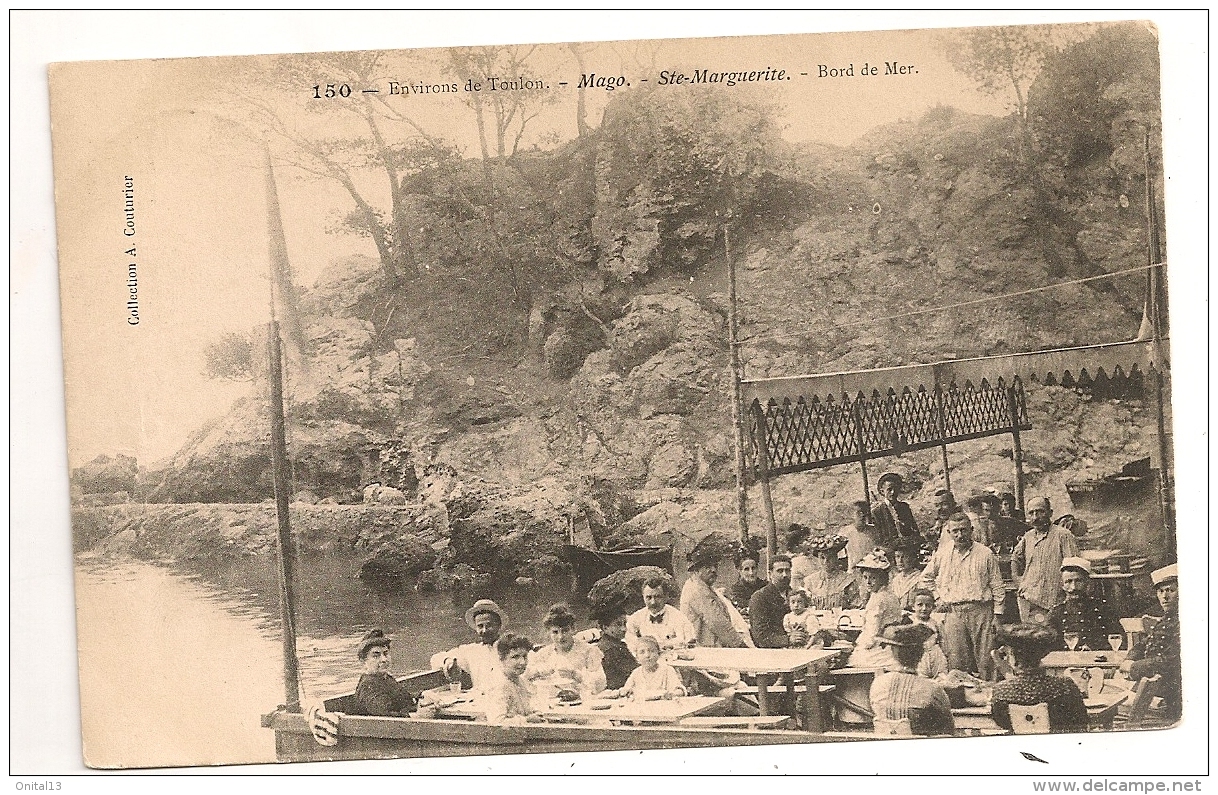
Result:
[204, 332, 255, 382]
[943, 24, 1093, 275]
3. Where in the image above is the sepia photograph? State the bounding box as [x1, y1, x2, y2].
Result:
[16, 10, 1206, 779]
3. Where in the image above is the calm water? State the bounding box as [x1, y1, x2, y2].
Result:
[74, 553, 585, 768]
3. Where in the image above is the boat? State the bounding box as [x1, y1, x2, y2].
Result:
[560, 543, 674, 595]
[1066, 457, 1156, 510]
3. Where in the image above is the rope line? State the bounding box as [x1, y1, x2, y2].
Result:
[739, 262, 1162, 346]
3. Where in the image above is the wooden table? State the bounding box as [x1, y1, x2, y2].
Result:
[428, 691, 727, 725]
[1042, 650, 1127, 675]
[666, 647, 841, 731]
[539, 695, 727, 725]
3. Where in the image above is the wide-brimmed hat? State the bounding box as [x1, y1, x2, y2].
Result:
[357, 628, 392, 659]
[1060, 556, 1091, 575]
[1151, 563, 1178, 587]
[877, 472, 906, 492]
[807, 532, 849, 555]
[464, 599, 508, 630]
[996, 623, 1057, 656]
[877, 622, 933, 648]
[855, 548, 892, 571]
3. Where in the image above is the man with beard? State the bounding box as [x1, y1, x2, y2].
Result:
[1046, 558, 1122, 652]
[430, 599, 508, 693]
[749, 555, 795, 648]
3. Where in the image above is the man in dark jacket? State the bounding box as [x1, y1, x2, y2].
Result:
[1120, 564, 1181, 722]
[749, 555, 793, 648]
[871, 472, 920, 547]
[1046, 557, 1123, 651]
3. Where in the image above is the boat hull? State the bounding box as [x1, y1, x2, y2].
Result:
[262, 711, 850, 762]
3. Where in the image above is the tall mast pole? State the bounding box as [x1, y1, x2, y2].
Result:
[265, 146, 301, 712]
[725, 221, 750, 549]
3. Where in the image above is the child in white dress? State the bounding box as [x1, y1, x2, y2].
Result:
[910, 590, 950, 679]
[782, 589, 824, 648]
[607, 635, 686, 701]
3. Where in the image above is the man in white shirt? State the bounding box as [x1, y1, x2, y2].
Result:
[626, 577, 695, 652]
[429, 599, 507, 693]
[920, 514, 1005, 680]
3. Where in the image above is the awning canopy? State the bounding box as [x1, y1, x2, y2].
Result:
[743, 339, 1165, 478]
[741, 339, 1165, 406]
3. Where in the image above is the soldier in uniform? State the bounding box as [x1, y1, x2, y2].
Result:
[1046, 557, 1123, 651]
[1120, 564, 1181, 722]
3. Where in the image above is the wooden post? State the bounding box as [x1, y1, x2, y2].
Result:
[751, 401, 780, 562]
[1006, 386, 1026, 514]
[725, 224, 750, 548]
[933, 385, 952, 493]
[1144, 134, 1174, 560]
[851, 398, 871, 504]
[1153, 362, 1175, 560]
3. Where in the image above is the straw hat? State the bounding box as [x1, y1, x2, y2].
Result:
[877, 622, 934, 648]
[464, 599, 508, 630]
[855, 548, 892, 571]
[807, 532, 849, 556]
[877, 472, 906, 493]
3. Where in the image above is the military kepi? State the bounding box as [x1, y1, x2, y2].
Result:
[1151, 563, 1178, 587]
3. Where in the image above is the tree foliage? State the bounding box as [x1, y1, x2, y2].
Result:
[204, 331, 255, 382]
[591, 86, 785, 280]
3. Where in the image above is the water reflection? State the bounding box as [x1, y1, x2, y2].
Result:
[78, 551, 589, 741]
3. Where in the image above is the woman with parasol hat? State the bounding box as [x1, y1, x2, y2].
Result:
[801, 532, 861, 610]
[868, 621, 956, 736]
[847, 549, 905, 669]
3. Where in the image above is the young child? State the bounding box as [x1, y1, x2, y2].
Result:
[484, 632, 542, 724]
[782, 589, 824, 648]
[606, 635, 686, 701]
[910, 590, 949, 679]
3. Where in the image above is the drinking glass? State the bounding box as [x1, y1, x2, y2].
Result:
[1107, 634, 1123, 652]
[1064, 632, 1081, 651]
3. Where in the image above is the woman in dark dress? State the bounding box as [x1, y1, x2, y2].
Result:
[351, 629, 417, 717]
[593, 603, 637, 691]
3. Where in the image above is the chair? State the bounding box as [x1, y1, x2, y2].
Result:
[1009, 702, 1051, 735]
[873, 717, 913, 736]
[1121, 675, 1162, 728]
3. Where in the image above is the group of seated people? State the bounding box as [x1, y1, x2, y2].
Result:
[336, 473, 1181, 735]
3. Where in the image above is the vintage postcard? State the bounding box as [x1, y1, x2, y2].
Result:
[45, 14, 1201, 774]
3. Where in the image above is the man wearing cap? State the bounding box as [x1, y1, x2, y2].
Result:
[920, 513, 1005, 680]
[681, 549, 747, 648]
[627, 577, 696, 652]
[1120, 564, 1181, 722]
[991, 623, 1088, 733]
[1047, 557, 1123, 652]
[1013, 496, 1080, 624]
[429, 599, 508, 693]
[869, 621, 956, 736]
[871, 473, 920, 547]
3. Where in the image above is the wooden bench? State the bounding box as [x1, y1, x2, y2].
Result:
[679, 715, 793, 730]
